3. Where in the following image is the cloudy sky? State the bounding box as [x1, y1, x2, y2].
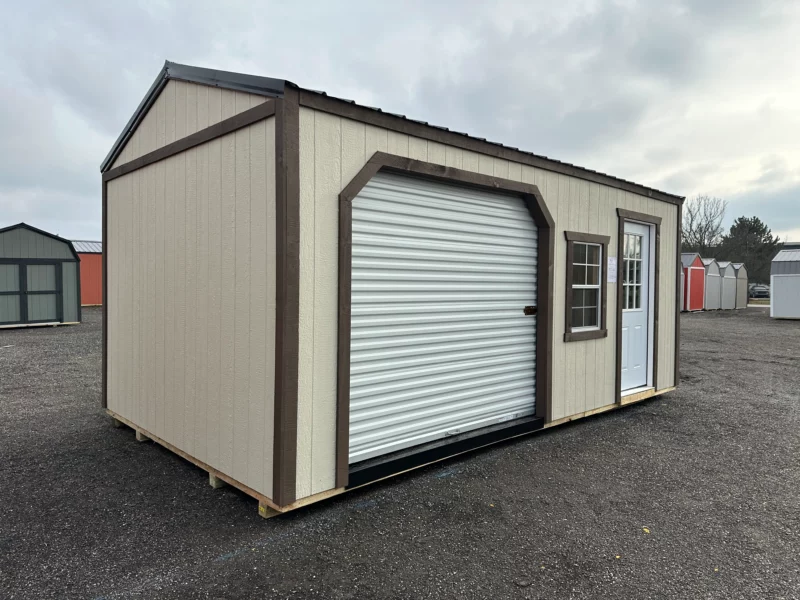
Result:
[1, 0, 798, 241]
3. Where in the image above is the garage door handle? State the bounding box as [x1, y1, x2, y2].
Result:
[523, 306, 537, 316]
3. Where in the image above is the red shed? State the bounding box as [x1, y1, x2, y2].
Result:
[73, 241, 103, 306]
[681, 252, 705, 311]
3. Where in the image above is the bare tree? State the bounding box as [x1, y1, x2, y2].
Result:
[682, 195, 728, 256]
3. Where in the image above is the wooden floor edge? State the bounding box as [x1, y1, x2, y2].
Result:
[107, 386, 678, 515]
[106, 410, 292, 514]
[545, 386, 676, 428]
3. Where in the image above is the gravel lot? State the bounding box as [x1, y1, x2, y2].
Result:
[1, 307, 798, 599]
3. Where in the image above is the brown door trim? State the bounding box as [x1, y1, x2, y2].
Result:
[335, 152, 555, 488]
[615, 209, 662, 403]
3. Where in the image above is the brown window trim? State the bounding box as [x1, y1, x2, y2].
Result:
[564, 231, 610, 342]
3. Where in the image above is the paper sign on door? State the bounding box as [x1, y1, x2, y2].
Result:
[607, 257, 617, 283]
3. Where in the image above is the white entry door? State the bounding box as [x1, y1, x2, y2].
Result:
[621, 221, 651, 391]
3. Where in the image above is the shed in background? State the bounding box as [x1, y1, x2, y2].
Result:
[771, 248, 800, 319]
[702, 258, 721, 310]
[681, 253, 705, 311]
[717, 261, 737, 309]
[732, 263, 748, 309]
[0, 223, 81, 327]
[73, 241, 103, 306]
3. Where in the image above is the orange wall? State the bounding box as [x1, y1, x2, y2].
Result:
[79, 253, 103, 305]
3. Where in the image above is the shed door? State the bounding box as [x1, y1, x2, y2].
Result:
[621, 222, 651, 391]
[0, 264, 22, 325]
[349, 172, 538, 464]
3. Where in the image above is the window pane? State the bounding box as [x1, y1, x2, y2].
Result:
[627, 285, 634, 309]
[587, 265, 600, 286]
[583, 288, 598, 309]
[624, 234, 633, 258]
[623, 259, 630, 284]
[634, 235, 642, 259]
[572, 288, 584, 308]
[574, 243, 587, 264]
[584, 306, 598, 327]
[633, 260, 641, 285]
[586, 244, 600, 265]
[634, 285, 641, 309]
[573, 265, 586, 286]
[572, 307, 584, 328]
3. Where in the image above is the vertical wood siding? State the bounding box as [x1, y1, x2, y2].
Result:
[296, 107, 679, 498]
[0, 228, 74, 259]
[107, 115, 277, 499]
[111, 81, 268, 170]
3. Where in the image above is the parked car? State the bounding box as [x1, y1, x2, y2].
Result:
[749, 284, 770, 299]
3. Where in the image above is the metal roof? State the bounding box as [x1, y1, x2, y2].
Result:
[101, 62, 685, 205]
[701, 258, 716, 266]
[72, 240, 103, 254]
[681, 252, 700, 268]
[717, 260, 731, 268]
[773, 249, 800, 263]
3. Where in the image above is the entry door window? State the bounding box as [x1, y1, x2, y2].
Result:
[26, 264, 59, 322]
[623, 234, 643, 310]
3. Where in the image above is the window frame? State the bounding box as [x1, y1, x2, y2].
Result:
[564, 231, 610, 342]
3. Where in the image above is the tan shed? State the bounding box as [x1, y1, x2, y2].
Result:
[101, 62, 684, 516]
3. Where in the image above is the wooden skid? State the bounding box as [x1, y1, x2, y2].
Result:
[107, 410, 289, 516]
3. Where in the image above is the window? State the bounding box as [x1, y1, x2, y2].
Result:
[623, 233, 643, 310]
[564, 232, 610, 342]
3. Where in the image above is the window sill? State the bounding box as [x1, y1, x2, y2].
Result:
[564, 328, 608, 342]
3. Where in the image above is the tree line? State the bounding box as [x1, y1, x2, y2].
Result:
[681, 195, 782, 284]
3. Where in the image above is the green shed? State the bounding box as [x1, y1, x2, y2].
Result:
[0, 223, 81, 328]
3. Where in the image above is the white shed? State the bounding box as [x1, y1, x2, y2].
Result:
[732, 263, 748, 309]
[771, 248, 800, 319]
[702, 258, 721, 310]
[717, 261, 737, 309]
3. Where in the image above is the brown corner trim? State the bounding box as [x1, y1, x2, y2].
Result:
[335, 152, 555, 488]
[615, 208, 662, 403]
[298, 91, 683, 207]
[272, 88, 300, 507]
[674, 205, 682, 388]
[102, 100, 276, 182]
[563, 231, 610, 343]
[101, 179, 108, 409]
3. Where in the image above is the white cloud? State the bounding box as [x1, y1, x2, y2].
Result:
[1, 0, 799, 240]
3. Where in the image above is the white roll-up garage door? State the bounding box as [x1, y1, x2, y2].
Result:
[349, 172, 538, 464]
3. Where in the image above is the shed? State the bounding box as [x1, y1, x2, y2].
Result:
[680, 253, 705, 311]
[100, 61, 684, 516]
[717, 261, 737, 309]
[732, 263, 748, 309]
[73, 240, 103, 306]
[771, 248, 800, 319]
[702, 258, 721, 310]
[0, 223, 81, 327]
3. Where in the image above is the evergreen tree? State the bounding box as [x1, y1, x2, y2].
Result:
[717, 217, 781, 283]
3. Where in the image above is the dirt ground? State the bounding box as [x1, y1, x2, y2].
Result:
[0, 307, 798, 599]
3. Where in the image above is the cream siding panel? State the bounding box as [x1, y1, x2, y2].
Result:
[106, 118, 276, 500]
[295, 108, 681, 499]
[111, 80, 266, 169]
[408, 136, 428, 161]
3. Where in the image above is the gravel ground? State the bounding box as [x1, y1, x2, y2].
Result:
[1, 307, 798, 599]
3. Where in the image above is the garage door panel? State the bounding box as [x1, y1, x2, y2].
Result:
[359, 178, 535, 221]
[350, 172, 538, 464]
[354, 240, 537, 263]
